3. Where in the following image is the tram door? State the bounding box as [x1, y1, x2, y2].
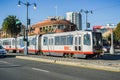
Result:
[74, 35, 81, 51]
[48, 37, 54, 53]
[83, 33, 92, 52]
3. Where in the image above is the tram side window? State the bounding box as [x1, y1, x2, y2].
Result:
[43, 37, 48, 45]
[75, 37, 77, 45]
[3, 40, 10, 45]
[84, 34, 91, 45]
[55, 35, 73, 45]
[20, 39, 24, 46]
[17, 39, 24, 47]
[12, 39, 15, 45]
[31, 38, 36, 45]
[51, 38, 53, 45]
[17, 39, 20, 45]
[0, 40, 2, 45]
[55, 36, 60, 45]
[79, 37, 81, 45]
[67, 35, 73, 45]
[61, 36, 66, 45]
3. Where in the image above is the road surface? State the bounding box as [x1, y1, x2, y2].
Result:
[0, 57, 119, 80]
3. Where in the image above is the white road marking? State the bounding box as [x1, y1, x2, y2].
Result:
[32, 68, 50, 73]
[0, 60, 20, 67]
[0, 61, 9, 64]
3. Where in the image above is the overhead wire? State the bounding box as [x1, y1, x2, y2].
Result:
[90, 3, 120, 25]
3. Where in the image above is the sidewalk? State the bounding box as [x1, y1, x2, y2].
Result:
[8, 53, 119, 72]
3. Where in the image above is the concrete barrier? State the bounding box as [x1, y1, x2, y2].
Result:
[16, 56, 120, 72]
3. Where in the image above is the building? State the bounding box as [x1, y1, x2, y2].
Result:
[0, 17, 76, 37]
[0, 29, 6, 38]
[66, 12, 82, 30]
[29, 17, 76, 35]
[93, 24, 116, 38]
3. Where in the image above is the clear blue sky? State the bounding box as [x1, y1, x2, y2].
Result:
[0, 0, 120, 29]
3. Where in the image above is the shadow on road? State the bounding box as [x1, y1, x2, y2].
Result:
[100, 54, 120, 60]
[88, 53, 120, 60]
[0, 55, 16, 58]
[0, 65, 22, 68]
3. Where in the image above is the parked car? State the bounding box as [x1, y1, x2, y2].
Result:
[115, 45, 120, 49]
[103, 46, 110, 53]
[0, 45, 7, 57]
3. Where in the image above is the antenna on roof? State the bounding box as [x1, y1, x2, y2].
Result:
[54, 5, 58, 17]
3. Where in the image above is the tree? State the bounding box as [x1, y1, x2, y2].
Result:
[2, 15, 21, 37]
[110, 22, 120, 45]
[114, 23, 120, 40]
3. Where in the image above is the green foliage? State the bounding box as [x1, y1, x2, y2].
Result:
[105, 23, 120, 45]
[114, 23, 120, 40]
[2, 15, 22, 37]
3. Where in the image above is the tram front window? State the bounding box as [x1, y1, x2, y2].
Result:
[93, 32, 102, 46]
[84, 33, 91, 45]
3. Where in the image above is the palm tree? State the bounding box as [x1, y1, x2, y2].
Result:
[2, 15, 21, 37]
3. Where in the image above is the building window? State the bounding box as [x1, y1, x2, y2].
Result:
[58, 25, 60, 29]
[39, 27, 42, 32]
[43, 27, 45, 31]
[46, 26, 48, 29]
[60, 25, 64, 30]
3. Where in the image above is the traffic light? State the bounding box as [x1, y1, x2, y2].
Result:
[16, 20, 22, 26]
[27, 19, 30, 25]
[87, 22, 90, 28]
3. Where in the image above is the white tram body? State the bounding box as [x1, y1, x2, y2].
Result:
[27, 35, 40, 53]
[0, 30, 103, 58]
[41, 31, 103, 58]
[0, 38, 16, 52]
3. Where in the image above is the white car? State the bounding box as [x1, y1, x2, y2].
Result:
[103, 46, 110, 53]
[0, 45, 7, 57]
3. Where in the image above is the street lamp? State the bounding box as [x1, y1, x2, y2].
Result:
[81, 9, 92, 30]
[109, 24, 115, 55]
[18, 0, 36, 55]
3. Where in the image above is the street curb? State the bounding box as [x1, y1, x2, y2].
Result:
[16, 56, 120, 72]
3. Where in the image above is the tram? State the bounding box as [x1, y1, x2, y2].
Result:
[0, 30, 103, 58]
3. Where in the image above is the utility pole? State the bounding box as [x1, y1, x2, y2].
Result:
[18, 0, 36, 55]
[81, 9, 92, 30]
[109, 24, 115, 55]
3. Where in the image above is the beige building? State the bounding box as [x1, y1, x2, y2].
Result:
[29, 18, 76, 35]
[0, 29, 6, 38]
[93, 24, 116, 38]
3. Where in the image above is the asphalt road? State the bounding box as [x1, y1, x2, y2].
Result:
[0, 57, 120, 80]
